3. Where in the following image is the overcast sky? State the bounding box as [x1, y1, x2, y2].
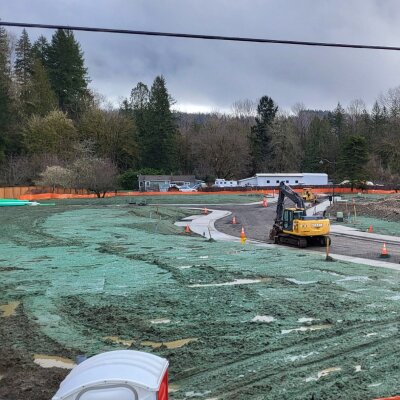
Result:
[2, 0, 400, 113]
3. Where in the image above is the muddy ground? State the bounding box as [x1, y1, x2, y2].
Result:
[328, 195, 400, 222]
[0, 197, 399, 400]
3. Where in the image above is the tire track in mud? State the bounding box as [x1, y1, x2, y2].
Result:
[172, 317, 399, 398]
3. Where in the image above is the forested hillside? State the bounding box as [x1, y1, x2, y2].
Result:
[1, 27, 399, 190]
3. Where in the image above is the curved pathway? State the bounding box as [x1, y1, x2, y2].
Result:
[176, 206, 400, 272]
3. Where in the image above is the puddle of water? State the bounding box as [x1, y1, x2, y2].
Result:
[0, 301, 20, 317]
[186, 391, 211, 398]
[199, 256, 209, 259]
[252, 315, 275, 323]
[305, 367, 341, 382]
[281, 324, 331, 335]
[297, 317, 315, 323]
[368, 383, 382, 387]
[169, 383, 180, 393]
[365, 332, 378, 337]
[189, 278, 269, 288]
[141, 338, 197, 349]
[386, 295, 400, 301]
[178, 265, 192, 269]
[355, 365, 362, 372]
[150, 318, 171, 324]
[336, 276, 371, 283]
[104, 336, 134, 347]
[285, 352, 318, 362]
[286, 278, 317, 285]
[34, 354, 76, 369]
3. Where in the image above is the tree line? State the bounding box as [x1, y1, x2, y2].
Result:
[0, 27, 399, 194]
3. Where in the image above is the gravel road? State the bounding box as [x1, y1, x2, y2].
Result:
[212, 203, 400, 264]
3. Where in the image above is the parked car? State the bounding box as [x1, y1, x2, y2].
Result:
[338, 180, 375, 186]
[178, 185, 198, 192]
[168, 184, 198, 192]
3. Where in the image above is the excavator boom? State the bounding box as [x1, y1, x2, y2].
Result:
[275, 182, 306, 224]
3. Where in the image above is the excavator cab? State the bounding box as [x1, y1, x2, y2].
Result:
[282, 209, 305, 230]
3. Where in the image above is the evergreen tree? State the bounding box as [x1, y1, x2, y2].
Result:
[330, 102, 346, 139]
[129, 82, 149, 165]
[249, 96, 278, 173]
[0, 27, 12, 162]
[14, 29, 33, 88]
[32, 35, 50, 65]
[269, 117, 301, 172]
[14, 29, 35, 119]
[339, 135, 369, 183]
[47, 29, 89, 118]
[27, 58, 58, 116]
[302, 117, 332, 172]
[143, 76, 178, 171]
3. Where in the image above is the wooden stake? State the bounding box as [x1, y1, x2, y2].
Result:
[325, 237, 332, 261]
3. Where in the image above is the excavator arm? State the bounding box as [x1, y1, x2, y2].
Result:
[275, 181, 306, 223]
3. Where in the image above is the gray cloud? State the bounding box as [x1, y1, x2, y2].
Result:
[2, 0, 400, 112]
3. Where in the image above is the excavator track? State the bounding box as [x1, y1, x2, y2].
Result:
[275, 234, 330, 248]
[275, 234, 308, 248]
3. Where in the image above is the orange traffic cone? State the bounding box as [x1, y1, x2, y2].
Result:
[240, 226, 247, 244]
[203, 207, 208, 215]
[380, 243, 389, 258]
[185, 224, 191, 234]
[368, 225, 373, 233]
[262, 198, 268, 207]
[232, 215, 237, 224]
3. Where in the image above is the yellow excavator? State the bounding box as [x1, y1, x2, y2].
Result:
[269, 182, 330, 248]
[301, 187, 317, 203]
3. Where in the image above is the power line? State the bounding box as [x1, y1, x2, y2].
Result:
[1, 21, 400, 52]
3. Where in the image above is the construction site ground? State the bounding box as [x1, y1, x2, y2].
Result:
[0, 193, 399, 400]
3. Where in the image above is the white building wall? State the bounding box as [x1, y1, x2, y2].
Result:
[238, 177, 258, 186]
[301, 173, 328, 185]
[237, 173, 328, 187]
[255, 175, 303, 186]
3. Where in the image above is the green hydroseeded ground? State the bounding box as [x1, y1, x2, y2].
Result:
[0, 198, 399, 400]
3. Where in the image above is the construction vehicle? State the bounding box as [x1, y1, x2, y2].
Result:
[269, 182, 330, 248]
[301, 187, 317, 203]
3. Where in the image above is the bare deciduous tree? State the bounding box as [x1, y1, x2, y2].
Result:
[71, 157, 118, 198]
[0, 153, 61, 186]
[191, 115, 250, 180]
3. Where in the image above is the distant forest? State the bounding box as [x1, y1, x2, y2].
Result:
[1, 27, 400, 190]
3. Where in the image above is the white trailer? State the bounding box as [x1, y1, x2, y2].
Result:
[237, 173, 328, 187]
[214, 178, 238, 187]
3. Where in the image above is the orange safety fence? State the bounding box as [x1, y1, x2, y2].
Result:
[374, 397, 400, 400]
[0, 185, 398, 201]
